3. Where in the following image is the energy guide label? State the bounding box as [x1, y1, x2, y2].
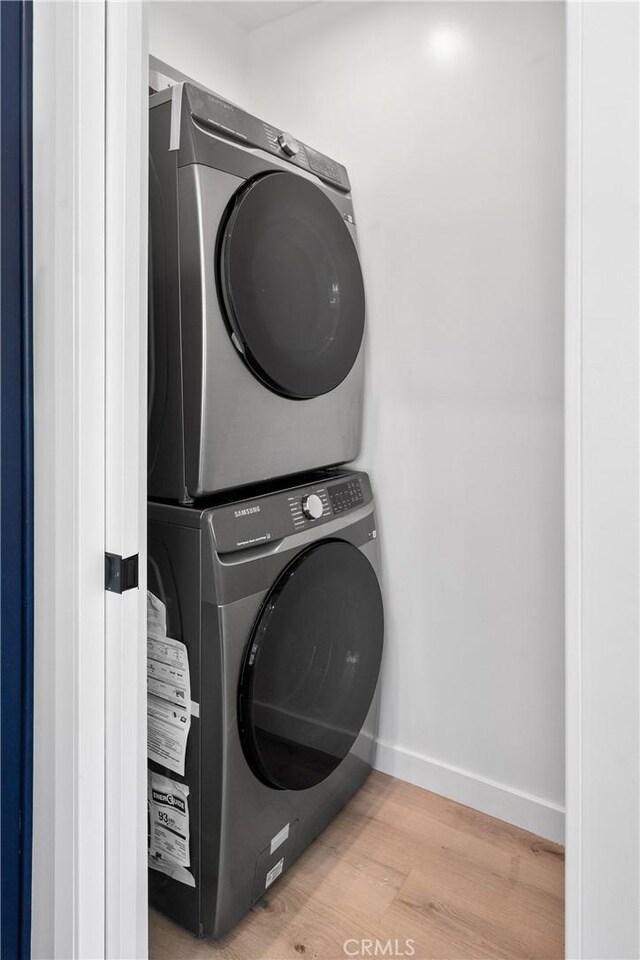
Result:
[148, 772, 191, 868]
[148, 772, 195, 888]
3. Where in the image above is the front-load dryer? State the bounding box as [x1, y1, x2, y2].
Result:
[149, 83, 367, 502]
[147, 469, 384, 938]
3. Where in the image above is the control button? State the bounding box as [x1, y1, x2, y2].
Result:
[301, 494, 323, 520]
[277, 132, 299, 157]
[328, 478, 364, 514]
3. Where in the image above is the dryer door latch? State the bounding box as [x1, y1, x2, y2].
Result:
[105, 552, 139, 593]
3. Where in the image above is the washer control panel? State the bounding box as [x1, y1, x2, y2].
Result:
[209, 472, 371, 553]
[288, 478, 365, 528]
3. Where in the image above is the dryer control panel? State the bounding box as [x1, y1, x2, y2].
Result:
[183, 84, 351, 194]
[208, 472, 371, 553]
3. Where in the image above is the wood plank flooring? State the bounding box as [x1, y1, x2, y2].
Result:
[150, 771, 564, 960]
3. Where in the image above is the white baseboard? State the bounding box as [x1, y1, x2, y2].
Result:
[374, 740, 565, 844]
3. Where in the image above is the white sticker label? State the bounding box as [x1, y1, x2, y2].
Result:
[147, 590, 167, 642]
[148, 854, 195, 888]
[147, 592, 192, 776]
[147, 694, 190, 776]
[270, 823, 290, 855]
[148, 772, 191, 869]
[265, 857, 284, 889]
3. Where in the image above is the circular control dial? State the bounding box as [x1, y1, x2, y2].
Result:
[277, 132, 299, 157]
[302, 494, 323, 520]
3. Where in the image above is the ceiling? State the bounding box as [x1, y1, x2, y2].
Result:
[214, 1, 318, 32]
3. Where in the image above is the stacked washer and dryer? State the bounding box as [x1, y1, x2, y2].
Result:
[147, 82, 384, 939]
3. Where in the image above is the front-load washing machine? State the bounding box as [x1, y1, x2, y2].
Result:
[149, 83, 367, 502]
[147, 469, 384, 938]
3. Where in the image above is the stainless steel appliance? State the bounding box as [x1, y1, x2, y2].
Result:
[148, 469, 384, 937]
[149, 84, 367, 502]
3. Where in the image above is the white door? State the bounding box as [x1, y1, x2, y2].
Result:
[32, 3, 148, 958]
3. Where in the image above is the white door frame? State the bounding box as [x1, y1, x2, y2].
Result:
[104, 3, 148, 958]
[564, 2, 639, 958]
[32, 3, 148, 958]
[32, 2, 107, 955]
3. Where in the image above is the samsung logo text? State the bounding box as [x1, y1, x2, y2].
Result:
[234, 505, 261, 518]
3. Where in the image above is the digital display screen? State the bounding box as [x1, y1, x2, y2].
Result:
[328, 479, 364, 514]
[306, 146, 341, 183]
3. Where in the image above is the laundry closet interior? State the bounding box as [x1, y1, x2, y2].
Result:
[144, 3, 565, 958]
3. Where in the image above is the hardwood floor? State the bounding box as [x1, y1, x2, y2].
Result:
[150, 772, 564, 960]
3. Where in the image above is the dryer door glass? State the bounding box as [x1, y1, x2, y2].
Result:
[238, 539, 384, 791]
[218, 172, 365, 399]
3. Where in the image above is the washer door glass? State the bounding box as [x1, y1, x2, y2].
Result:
[218, 172, 365, 399]
[238, 540, 384, 791]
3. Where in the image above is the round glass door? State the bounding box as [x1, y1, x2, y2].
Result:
[238, 540, 384, 791]
[217, 172, 365, 399]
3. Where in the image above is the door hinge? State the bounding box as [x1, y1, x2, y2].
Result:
[105, 552, 139, 593]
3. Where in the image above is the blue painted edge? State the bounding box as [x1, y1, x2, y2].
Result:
[0, 2, 33, 958]
[19, 3, 34, 958]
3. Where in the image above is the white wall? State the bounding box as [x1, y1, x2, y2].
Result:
[149, 2, 249, 105]
[248, 2, 565, 840]
[565, 3, 640, 956]
[147, 1, 566, 841]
